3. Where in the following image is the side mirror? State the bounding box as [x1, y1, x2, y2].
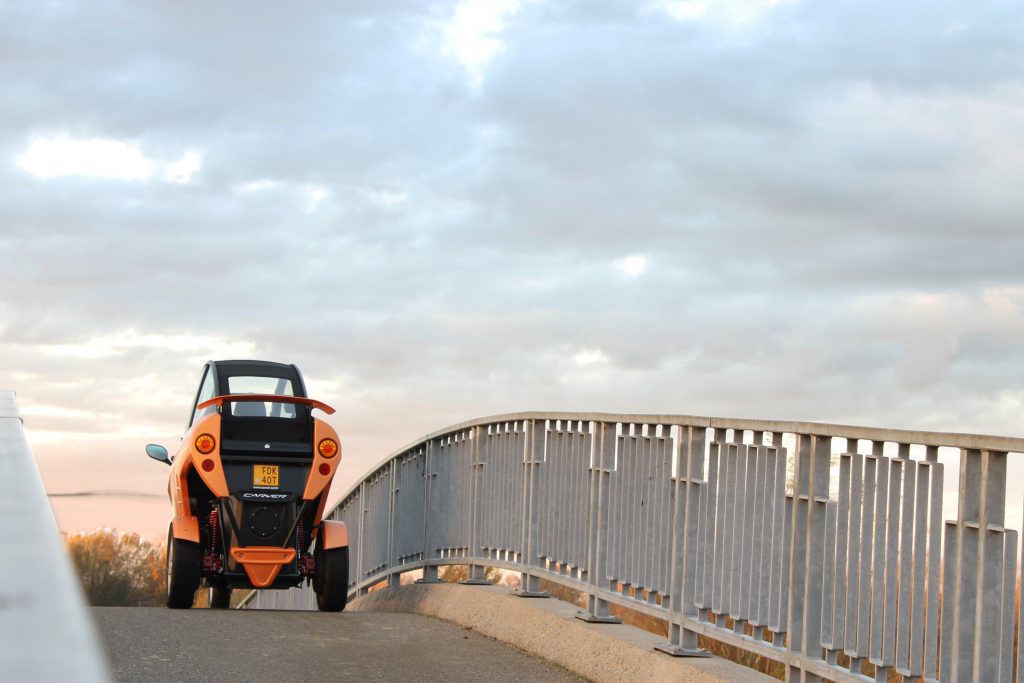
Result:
[146, 443, 171, 466]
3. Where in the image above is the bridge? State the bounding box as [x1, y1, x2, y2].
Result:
[4, 389, 1024, 682]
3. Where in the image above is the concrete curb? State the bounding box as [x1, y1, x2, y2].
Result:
[350, 583, 773, 683]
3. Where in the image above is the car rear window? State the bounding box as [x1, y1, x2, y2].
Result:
[226, 376, 296, 418]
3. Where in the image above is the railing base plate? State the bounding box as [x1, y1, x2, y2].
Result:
[654, 643, 711, 658]
[575, 610, 622, 624]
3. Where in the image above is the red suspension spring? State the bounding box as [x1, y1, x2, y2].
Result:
[208, 508, 220, 552]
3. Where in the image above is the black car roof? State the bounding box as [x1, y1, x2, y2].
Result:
[206, 359, 308, 397]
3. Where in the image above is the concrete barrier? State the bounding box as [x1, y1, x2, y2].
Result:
[0, 390, 108, 682]
[350, 583, 772, 683]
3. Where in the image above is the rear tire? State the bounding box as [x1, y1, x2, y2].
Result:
[166, 524, 201, 609]
[209, 586, 232, 609]
[314, 545, 349, 612]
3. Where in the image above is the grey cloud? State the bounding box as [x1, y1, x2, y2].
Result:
[1, 0, 1023, 539]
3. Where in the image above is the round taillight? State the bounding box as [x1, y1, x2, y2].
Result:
[318, 438, 339, 459]
[319, 463, 330, 476]
[195, 433, 216, 454]
[201, 459, 215, 472]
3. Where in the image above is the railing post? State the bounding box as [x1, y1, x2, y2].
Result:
[577, 420, 621, 623]
[516, 419, 548, 597]
[355, 480, 368, 595]
[461, 425, 492, 585]
[940, 448, 1016, 682]
[658, 423, 709, 656]
[785, 432, 830, 682]
[416, 438, 441, 584]
[386, 460, 400, 587]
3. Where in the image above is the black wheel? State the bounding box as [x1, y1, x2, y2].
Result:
[314, 544, 349, 612]
[209, 585, 232, 609]
[166, 524, 201, 609]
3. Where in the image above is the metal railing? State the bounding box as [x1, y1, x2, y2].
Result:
[0, 390, 108, 682]
[245, 411, 1024, 683]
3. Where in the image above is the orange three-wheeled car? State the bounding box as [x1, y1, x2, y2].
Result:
[146, 360, 349, 610]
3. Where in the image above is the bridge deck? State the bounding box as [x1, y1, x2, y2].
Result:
[93, 607, 583, 682]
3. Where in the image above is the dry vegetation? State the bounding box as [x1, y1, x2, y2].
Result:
[64, 529, 165, 606]
[64, 530, 250, 608]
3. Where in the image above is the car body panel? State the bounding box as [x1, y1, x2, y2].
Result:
[172, 515, 200, 544]
[320, 520, 349, 550]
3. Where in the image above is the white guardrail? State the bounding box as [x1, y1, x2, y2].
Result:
[0, 390, 108, 682]
[245, 411, 1024, 683]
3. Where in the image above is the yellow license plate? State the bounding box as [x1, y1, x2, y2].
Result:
[253, 465, 279, 487]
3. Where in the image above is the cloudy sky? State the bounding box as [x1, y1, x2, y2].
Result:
[2, 0, 1022, 539]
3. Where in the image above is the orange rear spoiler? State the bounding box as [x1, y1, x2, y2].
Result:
[197, 394, 336, 415]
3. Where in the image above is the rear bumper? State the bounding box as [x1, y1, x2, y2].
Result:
[230, 546, 297, 588]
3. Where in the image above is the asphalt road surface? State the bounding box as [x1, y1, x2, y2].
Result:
[92, 607, 584, 682]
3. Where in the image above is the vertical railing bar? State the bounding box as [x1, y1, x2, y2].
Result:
[630, 429, 643, 594]
[747, 444, 764, 624]
[627, 430, 640, 593]
[484, 428, 494, 556]
[843, 452, 863, 662]
[833, 451, 852, 653]
[542, 425, 553, 566]
[647, 430, 663, 602]
[804, 435, 831, 674]
[573, 423, 581, 573]
[855, 453, 877, 658]
[519, 425, 528, 571]
[658, 430, 672, 599]
[356, 480, 367, 590]
[822, 447, 844, 655]
[579, 426, 590, 572]
[658, 428, 671, 598]
[767, 439, 786, 632]
[785, 433, 811, 674]
[572, 428, 584, 571]
[606, 432, 620, 586]
[560, 426, 569, 569]
[894, 446, 916, 671]
[741, 440, 757, 626]
[468, 428, 480, 571]
[700, 437, 720, 612]
[554, 426, 567, 570]
[652, 429, 665, 597]
[729, 440, 744, 621]
[868, 451, 890, 663]
[655, 430, 671, 602]
[974, 450, 1009, 683]
[998, 531, 1018, 682]
[753, 444, 771, 628]
[821, 494, 838, 656]
[712, 440, 730, 615]
[648, 430, 662, 598]
[923, 457, 942, 678]
[660, 424, 686, 652]
[628, 430, 639, 593]
[879, 447, 902, 668]
[635, 427, 647, 594]
[905, 461, 929, 676]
